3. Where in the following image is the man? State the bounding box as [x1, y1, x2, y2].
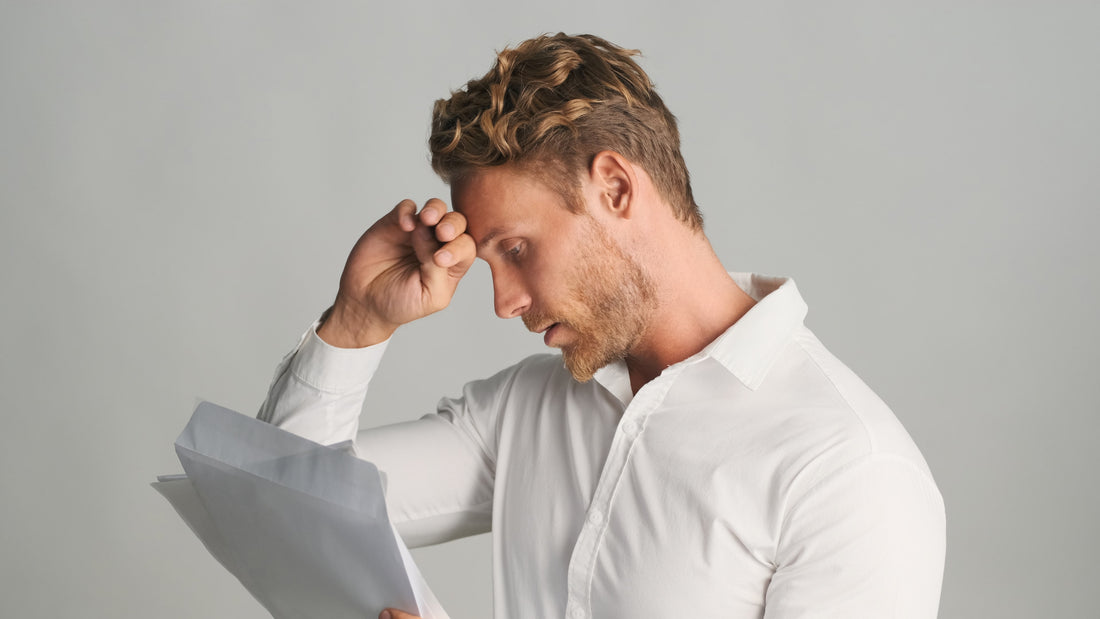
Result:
[259, 33, 945, 619]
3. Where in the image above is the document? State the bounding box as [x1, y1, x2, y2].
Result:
[153, 401, 449, 619]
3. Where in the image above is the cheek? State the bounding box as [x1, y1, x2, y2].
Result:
[523, 258, 563, 300]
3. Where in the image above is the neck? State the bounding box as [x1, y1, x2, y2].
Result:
[624, 230, 755, 393]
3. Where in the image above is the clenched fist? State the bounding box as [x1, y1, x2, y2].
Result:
[318, 198, 476, 348]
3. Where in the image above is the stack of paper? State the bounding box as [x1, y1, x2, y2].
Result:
[153, 401, 449, 619]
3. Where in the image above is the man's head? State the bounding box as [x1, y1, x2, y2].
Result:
[434, 34, 705, 381]
[430, 33, 701, 230]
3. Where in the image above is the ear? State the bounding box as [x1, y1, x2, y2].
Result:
[588, 151, 636, 220]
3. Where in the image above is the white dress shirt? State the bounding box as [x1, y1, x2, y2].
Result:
[258, 273, 946, 619]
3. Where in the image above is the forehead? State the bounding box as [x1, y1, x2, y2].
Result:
[450, 165, 570, 241]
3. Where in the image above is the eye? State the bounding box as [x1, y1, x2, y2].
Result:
[503, 241, 525, 261]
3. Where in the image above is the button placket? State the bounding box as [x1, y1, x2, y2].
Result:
[587, 508, 604, 526]
[563, 365, 685, 618]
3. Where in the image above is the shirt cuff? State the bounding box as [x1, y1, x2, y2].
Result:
[287, 323, 390, 393]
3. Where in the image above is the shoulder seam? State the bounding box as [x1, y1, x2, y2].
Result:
[792, 330, 877, 454]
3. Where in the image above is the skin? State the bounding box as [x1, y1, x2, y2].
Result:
[319, 152, 759, 619]
[452, 163, 659, 382]
[320, 150, 755, 391]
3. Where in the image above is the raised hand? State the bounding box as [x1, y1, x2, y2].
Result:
[318, 198, 476, 348]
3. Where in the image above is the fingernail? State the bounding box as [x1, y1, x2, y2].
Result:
[380, 611, 392, 619]
[437, 222, 454, 238]
[436, 250, 453, 266]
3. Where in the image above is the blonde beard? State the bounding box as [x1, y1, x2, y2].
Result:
[523, 220, 655, 382]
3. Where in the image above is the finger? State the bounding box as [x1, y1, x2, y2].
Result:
[433, 210, 468, 243]
[380, 608, 421, 619]
[417, 198, 449, 226]
[347, 199, 416, 267]
[419, 232, 474, 309]
[433, 232, 476, 273]
[386, 199, 418, 233]
[410, 219, 442, 267]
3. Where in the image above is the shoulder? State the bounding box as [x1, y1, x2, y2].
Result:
[750, 329, 945, 569]
[740, 326, 940, 505]
[790, 327, 929, 462]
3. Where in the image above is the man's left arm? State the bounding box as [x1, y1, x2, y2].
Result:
[764, 454, 946, 618]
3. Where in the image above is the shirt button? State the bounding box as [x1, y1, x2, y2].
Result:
[587, 509, 604, 526]
[621, 420, 640, 437]
[570, 606, 587, 619]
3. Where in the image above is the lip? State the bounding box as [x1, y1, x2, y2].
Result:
[542, 323, 560, 346]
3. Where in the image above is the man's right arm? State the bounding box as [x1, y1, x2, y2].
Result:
[257, 197, 492, 545]
[258, 196, 475, 438]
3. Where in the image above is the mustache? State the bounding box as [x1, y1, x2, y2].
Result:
[522, 310, 561, 333]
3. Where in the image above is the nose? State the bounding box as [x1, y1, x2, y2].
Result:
[491, 267, 531, 319]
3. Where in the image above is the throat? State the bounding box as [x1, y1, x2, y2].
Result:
[622, 276, 757, 394]
[626, 357, 663, 394]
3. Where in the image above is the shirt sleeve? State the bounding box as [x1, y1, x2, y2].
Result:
[256, 321, 496, 548]
[763, 454, 947, 619]
[256, 321, 387, 445]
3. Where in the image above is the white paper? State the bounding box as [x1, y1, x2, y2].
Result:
[153, 401, 449, 619]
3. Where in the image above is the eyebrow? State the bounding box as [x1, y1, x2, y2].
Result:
[477, 227, 512, 251]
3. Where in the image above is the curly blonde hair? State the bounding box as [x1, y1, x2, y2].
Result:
[430, 33, 702, 229]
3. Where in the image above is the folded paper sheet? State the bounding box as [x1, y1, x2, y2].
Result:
[153, 401, 449, 619]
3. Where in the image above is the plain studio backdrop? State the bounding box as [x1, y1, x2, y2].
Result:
[1, 2, 1097, 617]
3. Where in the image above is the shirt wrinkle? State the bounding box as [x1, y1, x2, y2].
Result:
[424, 411, 496, 475]
[393, 498, 495, 526]
[291, 369, 372, 394]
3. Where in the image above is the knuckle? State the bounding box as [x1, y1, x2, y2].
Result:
[392, 200, 416, 221]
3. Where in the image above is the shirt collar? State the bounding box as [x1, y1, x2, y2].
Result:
[704, 273, 808, 390]
[593, 273, 808, 400]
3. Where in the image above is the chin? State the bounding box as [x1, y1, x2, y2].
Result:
[561, 346, 614, 383]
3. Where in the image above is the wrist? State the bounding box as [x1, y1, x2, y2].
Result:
[316, 302, 396, 349]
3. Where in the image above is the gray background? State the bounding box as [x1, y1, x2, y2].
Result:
[1, 1, 1097, 617]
